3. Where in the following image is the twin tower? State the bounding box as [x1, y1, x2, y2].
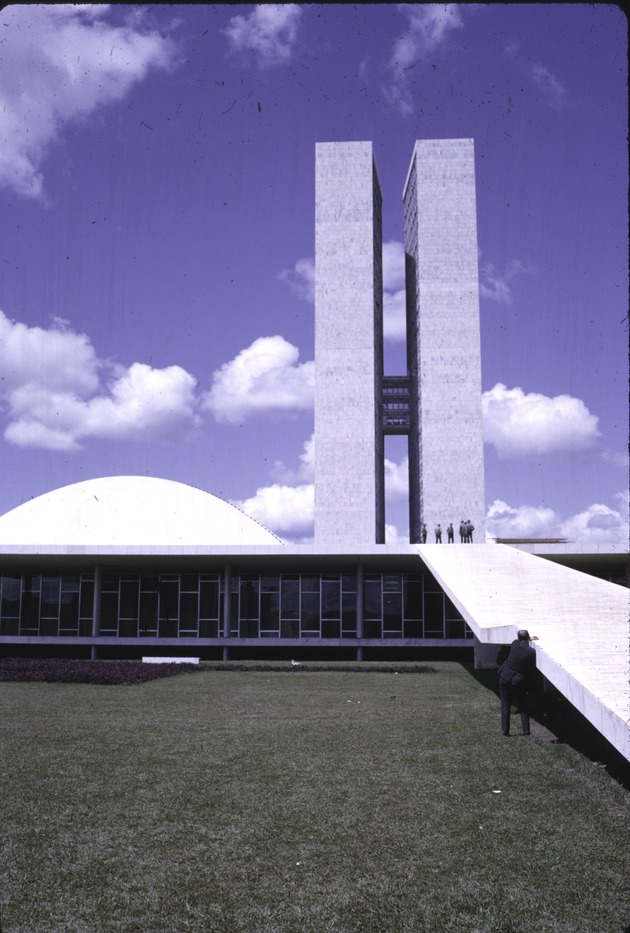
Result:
[314, 139, 486, 546]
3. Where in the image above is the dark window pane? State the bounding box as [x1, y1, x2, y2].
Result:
[119, 619, 138, 638]
[61, 576, 80, 592]
[60, 592, 79, 628]
[383, 593, 402, 631]
[158, 618, 177, 638]
[141, 574, 159, 591]
[240, 619, 259, 638]
[404, 620, 422, 638]
[159, 581, 179, 620]
[199, 619, 218, 638]
[261, 575, 279, 593]
[321, 580, 340, 619]
[281, 619, 299, 638]
[139, 592, 158, 633]
[301, 592, 320, 631]
[21, 593, 40, 628]
[341, 574, 357, 592]
[23, 575, 41, 592]
[41, 577, 60, 618]
[200, 580, 219, 619]
[281, 579, 299, 619]
[1, 619, 19, 635]
[364, 618, 381, 638]
[100, 592, 119, 632]
[342, 592, 357, 633]
[424, 592, 445, 635]
[404, 580, 423, 620]
[119, 581, 139, 619]
[261, 592, 279, 630]
[300, 575, 320, 592]
[364, 580, 382, 620]
[40, 618, 58, 636]
[383, 574, 401, 592]
[180, 592, 199, 632]
[240, 579, 259, 619]
[102, 573, 119, 590]
[322, 619, 340, 638]
[180, 574, 198, 593]
[80, 580, 94, 618]
[1, 576, 21, 618]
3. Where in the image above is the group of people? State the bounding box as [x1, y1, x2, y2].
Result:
[420, 520, 475, 543]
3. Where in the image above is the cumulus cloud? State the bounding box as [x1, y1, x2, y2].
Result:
[277, 257, 315, 302]
[0, 310, 200, 451]
[202, 336, 314, 425]
[0, 5, 175, 199]
[234, 483, 314, 542]
[385, 455, 409, 501]
[531, 63, 566, 109]
[272, 434, 314, 484]
[479, 259, 532, 304]
[223, 4, 302, 69]
[383, 5, 466, 114]
[483, 383, 600, 459]
[486, 499, 558, 540]
[487, 497, 629, 550]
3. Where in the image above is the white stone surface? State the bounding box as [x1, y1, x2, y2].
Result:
[142, 657, 200, 664]
[0, 476, 281, 547]
[404, 140, 486, 542]
[314, 141, 384, 545]
[417, 543, 630, 760]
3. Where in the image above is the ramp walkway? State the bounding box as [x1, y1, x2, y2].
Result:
[416, 544, 629, 760]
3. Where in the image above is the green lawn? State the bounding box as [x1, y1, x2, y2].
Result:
[1, 664, 628, 932]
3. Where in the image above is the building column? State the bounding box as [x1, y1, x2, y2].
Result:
[91, 564, 102, 661]
[222, 564, 231, 661]
[356, 563, 364, 661]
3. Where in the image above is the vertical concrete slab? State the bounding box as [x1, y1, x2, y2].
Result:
[314, 142, 384, 546]
[404, 139, 486, 542]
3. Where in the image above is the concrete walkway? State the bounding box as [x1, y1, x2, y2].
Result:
[416, 544, 629, 760]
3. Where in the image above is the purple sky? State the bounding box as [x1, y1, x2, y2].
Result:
[0, 4, 627, 548]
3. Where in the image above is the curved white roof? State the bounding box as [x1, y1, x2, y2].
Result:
[0, 476, 282, 547]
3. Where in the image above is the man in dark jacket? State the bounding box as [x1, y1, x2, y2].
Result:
[498, 629, 537, 736]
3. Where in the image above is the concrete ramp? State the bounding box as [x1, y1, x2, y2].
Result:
[416, 544, 629, 760]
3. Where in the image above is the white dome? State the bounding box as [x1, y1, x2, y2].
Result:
[0, 476, 282, 547]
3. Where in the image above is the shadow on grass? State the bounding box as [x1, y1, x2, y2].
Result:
[466, 663, 630, 791]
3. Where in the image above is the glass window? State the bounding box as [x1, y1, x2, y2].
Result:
[300, 575, 320, 592]
[300, 592, 320, 632]
[199, 619, 218, 638]
[119, 619, 138, 638]
[342, 591, 357, 634]
[158, 618, 177, 638]
[41, 577, 60, 618]
[322, 619, 340, 638]
[1, 576, 21, 618]
[100, 591, 118, 633]
[200, 580, 219, 619]
[159, 580, 179, 620]
[180, 592, 199, 632]
[404, 579, 423, 620]
[364, 579, 382, 620]
[180, 574, 199, 593]
[423, 592, 445, 636]
[341, 574, 357, 593]
[261, 592, 279, 630]
[383, 592, 402, 631]
[239, 579, 259, 620]
[60, 591, 79, 630]
[119, 580, 139, 619]
[261, 575, 279, 593]
[139, 592, 158, 633]
[281, 578, 299, 619]
[321, 580, 340, 619]
[80, 579, 94, 618]
[281, 619, 299, 638]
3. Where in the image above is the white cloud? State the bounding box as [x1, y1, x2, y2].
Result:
[531, 63, 566, 109]
[483, 383, 600, 459]
[223, 4, 302, 69]
[385, 455, 409, 501]
[272, 434, 315, 484]
[479, 259, 532, 304]
[234, 483, 314, 542]
[486, 498, 558, 539]
[487, 497, 629, 550]
[203, 336, 314, 425]
[383, 5, 466, 114]
[277, 257, 315, 302]
[0, 310, 200, 451]
[0, 5, 175, 199]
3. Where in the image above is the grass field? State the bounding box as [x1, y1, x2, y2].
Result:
[1, 663, 628, 932]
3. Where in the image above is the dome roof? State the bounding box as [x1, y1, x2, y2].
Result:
[0, 476, 282, 547]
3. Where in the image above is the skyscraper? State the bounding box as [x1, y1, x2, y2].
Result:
[314, 139, 485, 546]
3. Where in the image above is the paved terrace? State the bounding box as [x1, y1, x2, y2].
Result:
[417, 543, 629, 761]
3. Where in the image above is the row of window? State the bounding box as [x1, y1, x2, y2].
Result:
[0, 570, 471, 641]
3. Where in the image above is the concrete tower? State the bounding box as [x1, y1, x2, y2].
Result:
[314, 142, 385, 546]
[404, 139, 485, 543]
[314, 139, 485, 546]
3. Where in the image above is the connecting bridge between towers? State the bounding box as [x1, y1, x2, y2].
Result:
[382, 375, 412, 434]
